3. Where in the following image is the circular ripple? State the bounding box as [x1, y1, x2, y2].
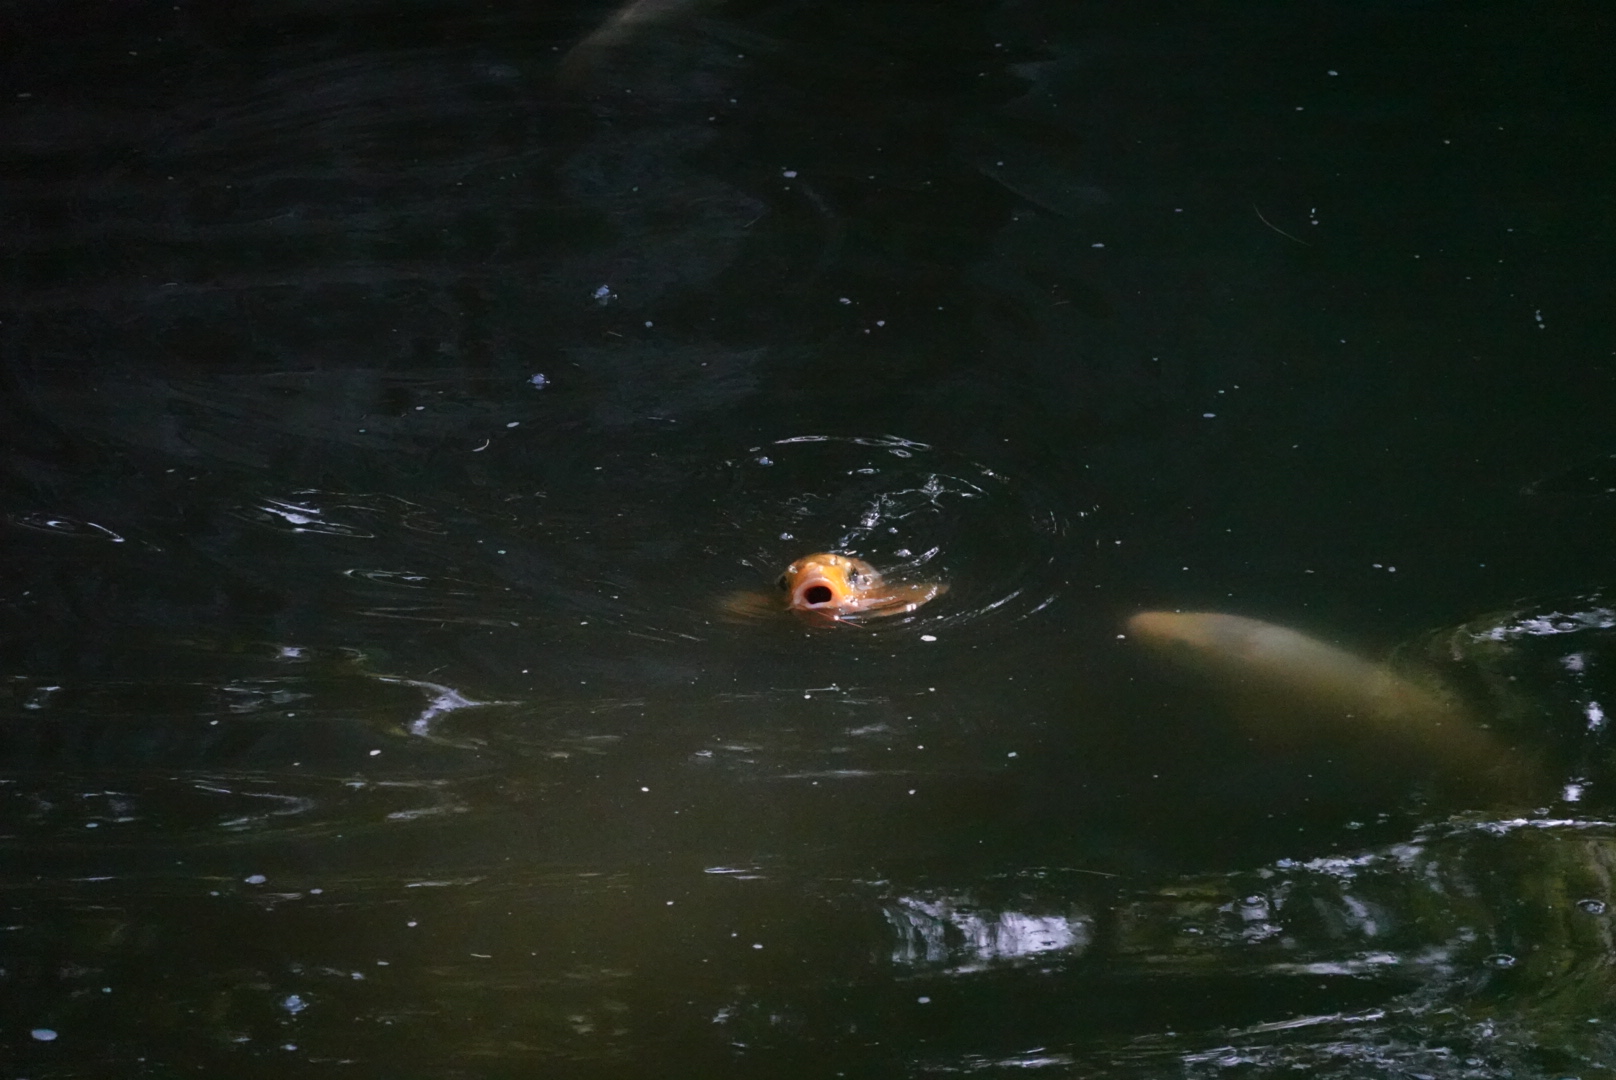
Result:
[714, 434, 1077, 633]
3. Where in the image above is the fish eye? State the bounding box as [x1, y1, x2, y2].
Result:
[846, 567, 862, 586]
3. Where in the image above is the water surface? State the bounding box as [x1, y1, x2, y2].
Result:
[3, 0, 1616, 1076]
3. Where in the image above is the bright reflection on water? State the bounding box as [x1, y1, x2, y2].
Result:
[2, 0, 1614, 1077]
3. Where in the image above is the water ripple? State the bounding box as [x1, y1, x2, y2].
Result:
[713, 434, 1080, 636]
[10, 511, 126, 542]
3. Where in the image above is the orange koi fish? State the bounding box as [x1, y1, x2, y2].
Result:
[722, 552, 946, 622]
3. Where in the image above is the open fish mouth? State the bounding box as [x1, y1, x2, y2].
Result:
[791, 577, 847, 609]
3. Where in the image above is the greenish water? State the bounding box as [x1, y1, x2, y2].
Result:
[3, 0, 1615, 1076]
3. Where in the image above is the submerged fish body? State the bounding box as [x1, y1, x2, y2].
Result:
[558, 0, 715, 86]
[1126, 612, 1394, 703]
[723, 552, 946, 623]
[1125, 611, 1536, 801]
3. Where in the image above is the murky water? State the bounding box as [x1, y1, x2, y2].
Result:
[4, 0, 1616, 1076]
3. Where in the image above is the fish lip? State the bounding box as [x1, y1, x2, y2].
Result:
[791, 576, 848, 610]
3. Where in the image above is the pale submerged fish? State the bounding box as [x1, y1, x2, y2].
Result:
[1126, 610, 1537, 802]
[559, 0, 716, 85]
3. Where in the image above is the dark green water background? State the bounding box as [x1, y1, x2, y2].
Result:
[3, 0, 1616, 1076]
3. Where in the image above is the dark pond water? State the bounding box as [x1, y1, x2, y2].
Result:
[4, 0, 1616, 1075]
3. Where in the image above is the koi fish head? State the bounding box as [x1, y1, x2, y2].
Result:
[779, 553, 881, 615]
